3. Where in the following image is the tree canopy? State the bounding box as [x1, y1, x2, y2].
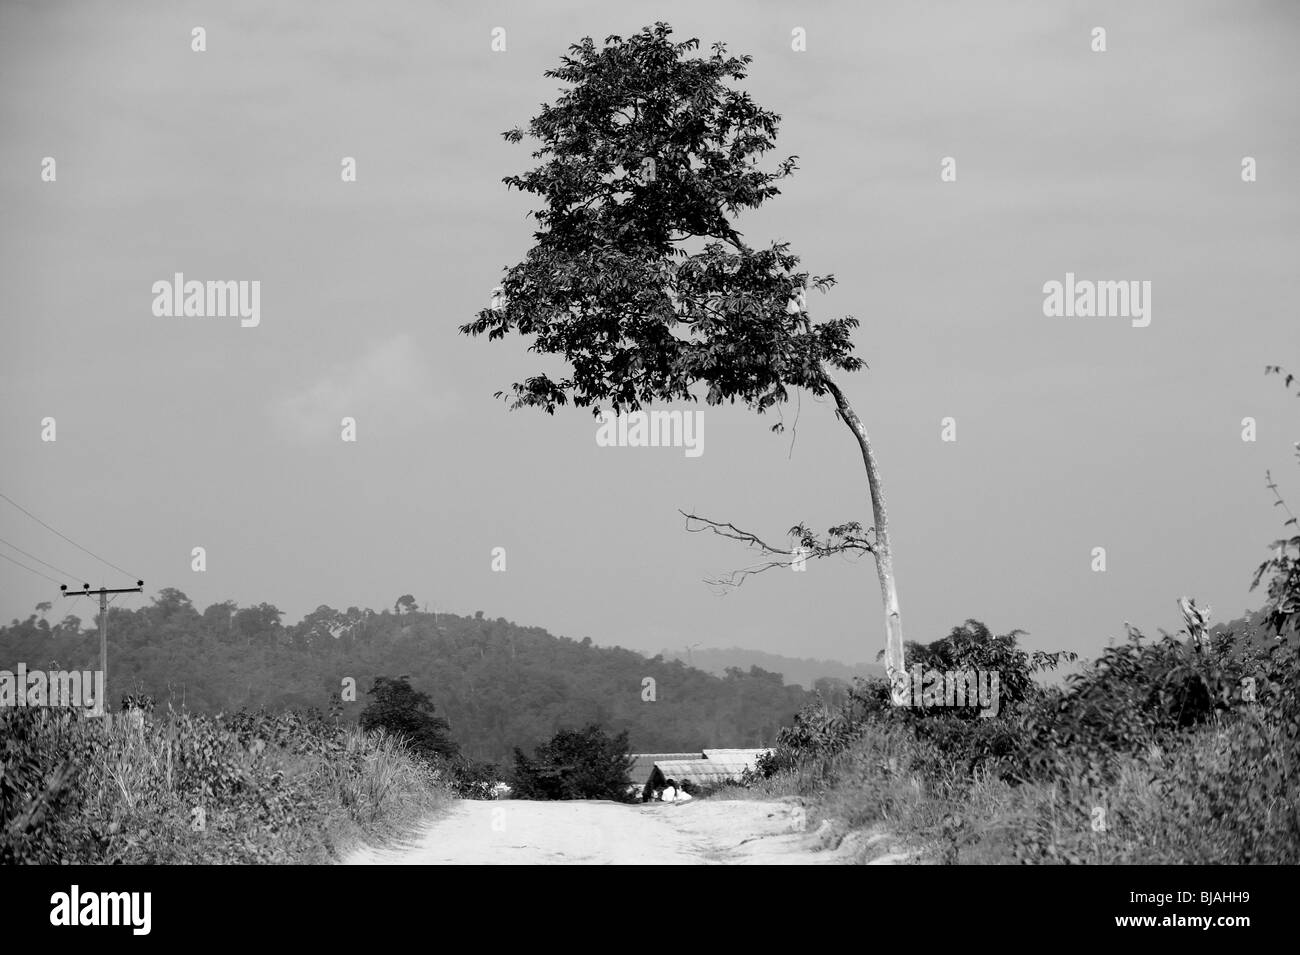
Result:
[461, 22, 862, 426]
[511, 723, 635, 801]
[358, 675, 459, 762]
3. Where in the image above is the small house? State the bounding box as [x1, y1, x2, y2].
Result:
[627, 748, 773, 800]
[625, 753, 701, 799]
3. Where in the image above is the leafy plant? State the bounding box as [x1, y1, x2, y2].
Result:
[511, 723, 635, 801]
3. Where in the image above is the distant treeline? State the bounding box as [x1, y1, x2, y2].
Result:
[657, 646, 886, 690]
[0, 589, 813, 762]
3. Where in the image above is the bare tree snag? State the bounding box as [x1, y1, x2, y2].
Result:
[823, 374, 907, 704]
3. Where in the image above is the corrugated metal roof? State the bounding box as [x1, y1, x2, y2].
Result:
[700, 749, 770, 773]
[627, 749, 773, 789]
[627, 753, 702, 783]
[652, 759, 736, 786]
[702, 748, 770, 758]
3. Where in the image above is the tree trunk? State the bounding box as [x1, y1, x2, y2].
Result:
[823, 374, 907, 704]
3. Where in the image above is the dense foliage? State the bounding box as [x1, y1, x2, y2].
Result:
[748, 608, 1299, 863]
[461, 22, 860, 428]
[0, 598, 812, 763]
[511, 724, 635, 801]
[0, 705, 445, 864]
[359, 676, 459, 762]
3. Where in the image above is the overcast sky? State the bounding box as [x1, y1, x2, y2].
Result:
[2, 0, 1297, 671]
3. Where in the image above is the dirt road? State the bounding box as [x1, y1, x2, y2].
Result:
[344, 798, 900, 865]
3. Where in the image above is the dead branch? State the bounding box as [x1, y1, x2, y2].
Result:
[680, 510, 875, 590]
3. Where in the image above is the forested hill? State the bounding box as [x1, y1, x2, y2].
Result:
[657, 646, 886, 689]
[0, 589, 813, 763]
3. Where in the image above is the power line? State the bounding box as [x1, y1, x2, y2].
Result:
[0, 550, 63, 586]
[0, 534, 82, 581]
[0, 490, 136, 579]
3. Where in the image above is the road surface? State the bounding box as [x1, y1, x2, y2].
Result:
[344, 798, 900, 865]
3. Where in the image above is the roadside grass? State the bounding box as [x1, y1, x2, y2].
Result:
[1, 706, 451, 864]
[716, 712, 1300, 864]
[705, 622, 1300, 865]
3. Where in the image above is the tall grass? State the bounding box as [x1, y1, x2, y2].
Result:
[0, 706, 450, 864]
[729, 625, 1300, 864]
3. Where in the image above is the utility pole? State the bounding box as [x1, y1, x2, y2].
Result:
[61, 580, 143, 722]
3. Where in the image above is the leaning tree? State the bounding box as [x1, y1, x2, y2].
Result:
[461, 23, 907, 700]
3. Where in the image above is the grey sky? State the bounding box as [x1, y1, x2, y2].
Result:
[2, 0, 1297, 671]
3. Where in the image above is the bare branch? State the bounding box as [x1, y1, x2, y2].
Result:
[680, 510, 875, 590]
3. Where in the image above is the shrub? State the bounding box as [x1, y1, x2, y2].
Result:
[446, 757, 503, 799]
[511, 724, 635, 801]
[753, 612, 1300, 864]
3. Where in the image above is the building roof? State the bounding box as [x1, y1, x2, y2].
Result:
[652, 759, 737, 786]
[627, 749, 774, 788]
[700, 748, 770, 773]
[627, 753, 702, 784]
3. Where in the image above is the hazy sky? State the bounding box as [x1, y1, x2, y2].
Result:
[2, 0, 1297, 671]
